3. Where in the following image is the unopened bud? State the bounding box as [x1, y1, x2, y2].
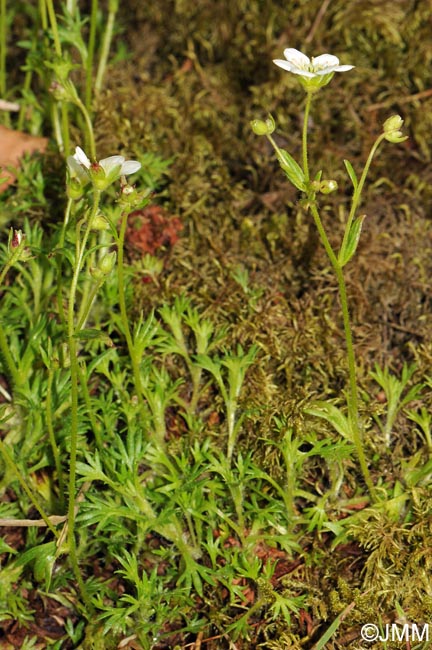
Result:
[121, 182, 135, 196]
[8, 228, 31, 261]
[250, 114, 275, 136]
[67, 177, 85, 200]
[11, 229, 23, 248]
[89, 251, 116, 279]
[319, 180, 338, 194]
[49, 79, 78, 103]
[99, 251, 116, 275]
[383, 115, 403, 133]
[383, 114, 408, 144]
[91, 214, 110, 231]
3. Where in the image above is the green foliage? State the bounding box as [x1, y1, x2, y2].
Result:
[371, 364, 423, 446]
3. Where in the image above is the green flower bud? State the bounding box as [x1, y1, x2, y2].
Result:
[250, 114, 275, 136]
[383, 114, 408, 144]
[99, 251, 117, 275]
[49, 79, 79, 103]
[319, 180, 338, 194]
[67, 177, 85, 200]
[91, 214, 110, 231]
[7, 228, 31, 261]
[118, 185, 152, 210]
[383, 115, 404, 133]
[89, 266, 104, 280]
[10, 229, 23, 249]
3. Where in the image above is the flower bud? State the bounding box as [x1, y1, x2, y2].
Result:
[99, 251, 116, 275]
[49, 79, 79, 103]
[383, 115, 403, 133]
[89, 266, 104, 280]
[11, 229, 23, 248]
[91, 214, 110, 231]
[118, 185, 152, 210]
[383, 114, 408, 144]
[67, 177, 85, 200]
[7, 228, 31, 261]
[319, 180, 338, 194]
[93, 251, 117, 278]
[250, 114, 275, 136]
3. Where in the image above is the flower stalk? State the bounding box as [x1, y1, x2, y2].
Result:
[254, 48, 407, 499]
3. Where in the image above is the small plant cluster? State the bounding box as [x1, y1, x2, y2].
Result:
[0, 4, 431, 650]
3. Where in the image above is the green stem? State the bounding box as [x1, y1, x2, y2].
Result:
[0, 0, 8, 126]
[68, 194, 101, 326]
[308, 203, 374, 495]
[46, 366, 65, 510]
[76, 232, 96, 326]
[73, 95, 96, 159]
[56, 198, 74, 326]
[77, 361, 103, 450]
[0, 327, 20, 390]
[0, 237, 26, 386]
[302, 92, 313, 184]
[42, 0, 71, 153]
[340, 133, 386, 255]
[66, 335, 93, 612]
[17, 67, 33, 131]
[117, 209, 145, 407]
[66, 191, 100, 613]
[0, 439, 59, 536]
[298, 93, 375, 498]
[44, 0, 62, 56]
[95, 0, 118, 95]
[76, 277, 103, 331]
[85, 0, 98, 111]
[50, 102, 64, 153]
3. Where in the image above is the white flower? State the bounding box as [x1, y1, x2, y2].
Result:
[66, 147, 141, 190]
[273, 48, 354, 91]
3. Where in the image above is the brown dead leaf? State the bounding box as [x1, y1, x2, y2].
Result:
[0, 125, 47, 192]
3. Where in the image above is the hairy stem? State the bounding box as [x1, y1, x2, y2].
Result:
[300, 95, 375, 498]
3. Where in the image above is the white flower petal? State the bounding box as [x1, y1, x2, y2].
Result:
[283, 48, 310, 67]
[67, 155, 89, 181]
[273, 60, 315, 77]
[273, 59, 295, 71]
[314, 65, 354, 76]
[312, 54, 340, 68]
[73, 146, 91, 168]
[99, 155, 125, 174]
[120, 160, 141, 175]
[289, 67, 316, 78]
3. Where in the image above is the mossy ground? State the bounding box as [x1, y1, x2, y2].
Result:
[2, 1, 432, 648]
